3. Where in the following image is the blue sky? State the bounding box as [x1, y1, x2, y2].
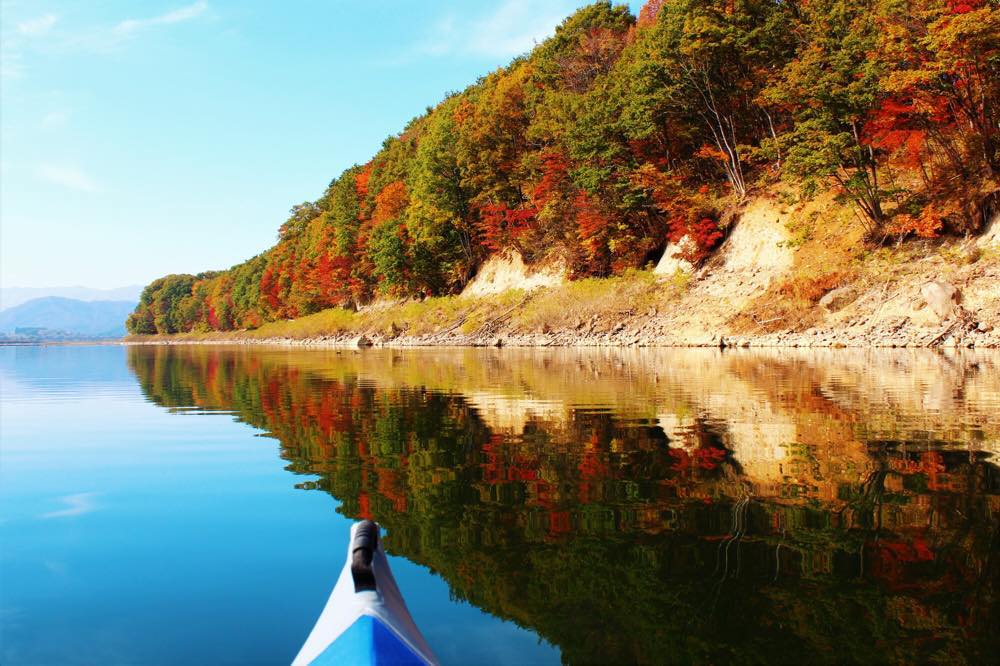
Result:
[1, 1, 641, 289]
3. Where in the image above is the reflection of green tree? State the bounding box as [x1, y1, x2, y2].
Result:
[128, 346, 999, 664]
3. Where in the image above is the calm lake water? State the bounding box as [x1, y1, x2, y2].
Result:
[1, 344, 998, 664]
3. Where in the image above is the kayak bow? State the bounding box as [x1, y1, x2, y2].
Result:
[292, 520, 438, 666]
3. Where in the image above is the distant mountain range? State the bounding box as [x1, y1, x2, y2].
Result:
[0, 285, 143, 311]
[0, 297, 137, 340]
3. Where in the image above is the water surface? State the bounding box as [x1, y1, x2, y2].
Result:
[2, 345, 998, 664]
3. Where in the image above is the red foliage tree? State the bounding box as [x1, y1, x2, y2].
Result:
[574, 191, 613, 274]
[637, 0, 666, 28]
[532, 150, 570, 207]
[477, 203, 536, 252]
[373, 181, 409, 225]
[863, 98, 929, 171]
[260, 267, 281, 311]
[355, 165, 371, 200]
[667, 215, 724, 265]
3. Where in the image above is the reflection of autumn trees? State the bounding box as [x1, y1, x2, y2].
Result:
[129, 346, 999, 663]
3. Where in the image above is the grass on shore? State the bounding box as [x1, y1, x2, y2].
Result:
[129, 269, 689, 342]
[512, 269, 687, 332]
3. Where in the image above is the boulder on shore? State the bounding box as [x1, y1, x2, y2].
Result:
[819, 286, 857, 313]
[352, 335, 373, 348]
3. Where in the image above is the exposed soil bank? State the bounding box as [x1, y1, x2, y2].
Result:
[128, 198, 1000, 350]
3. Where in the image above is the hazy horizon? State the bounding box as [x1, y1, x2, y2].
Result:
[0, 285, 143, 311]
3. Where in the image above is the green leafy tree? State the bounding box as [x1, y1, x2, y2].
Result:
[407, 98, 479, 291]
[763, 0, 888, 231]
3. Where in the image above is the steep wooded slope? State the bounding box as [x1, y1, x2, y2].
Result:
[128, 0, 1000, 335]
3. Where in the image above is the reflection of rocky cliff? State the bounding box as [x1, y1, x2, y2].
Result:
[128, 345, 1000, 663]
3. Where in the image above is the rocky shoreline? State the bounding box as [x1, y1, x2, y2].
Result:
[125, 316, 1000, 350]
[125, 271, 1000, 350]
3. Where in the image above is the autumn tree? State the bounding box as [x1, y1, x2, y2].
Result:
[875, 0, 1000, 231]
[407, 99, 480, 291]
[763, 0, 890, 232]
[623, 0, 795, 198]
[127, 274, 197, 334]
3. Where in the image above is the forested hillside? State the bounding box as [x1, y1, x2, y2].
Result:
[128, 0, 1000, 335]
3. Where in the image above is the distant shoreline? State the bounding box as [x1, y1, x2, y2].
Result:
[0, 339, 124, 346]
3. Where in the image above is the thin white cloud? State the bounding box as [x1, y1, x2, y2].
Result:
[114, 1, 208, 36]
[40, 492, 100, 519]
[5, 2, 209, 66]
[416, 0, 575, 59]
[36, 164, 100, 193]
[2, 4, 208, 78]
[17, 13, 58, 36]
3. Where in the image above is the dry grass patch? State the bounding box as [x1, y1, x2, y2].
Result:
[245, 307, 359, 338]
[364, 291, 525, 336]
[513, 269, 685, 332]
[234, 291, 528, 339]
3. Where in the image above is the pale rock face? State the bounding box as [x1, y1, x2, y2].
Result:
[462, 250, 566, 297]
[908, 298, 943, 327]
[653, 196, 796, 279]
[720, 199, 795, 274]
[653, 238, 695, 275]
[920, 280, 961, 321]
[649, 198, 796, 342]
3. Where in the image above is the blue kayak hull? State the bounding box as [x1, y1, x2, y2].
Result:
[310, 615, 427, 666]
